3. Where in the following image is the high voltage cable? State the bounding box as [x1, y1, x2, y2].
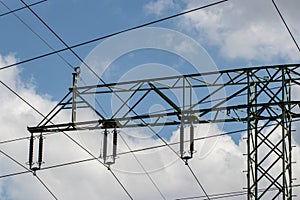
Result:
[0, 0, 228, 71]
[0, 149, 58, 200]
[272, 0, 300, 53]
[0, 0, 47, 17]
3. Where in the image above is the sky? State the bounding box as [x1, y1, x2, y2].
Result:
[0, 0, 300, 199]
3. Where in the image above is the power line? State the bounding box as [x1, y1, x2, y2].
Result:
[0, 0, 228, 71]
[0, 0, 47, 17]
[272, 0, 300, 53]
[0, 149, 58, 200]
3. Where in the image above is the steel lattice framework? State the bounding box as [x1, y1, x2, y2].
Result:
[28, 64, 300, 199]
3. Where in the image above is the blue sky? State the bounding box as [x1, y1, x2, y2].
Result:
[0, 0, 300, 200]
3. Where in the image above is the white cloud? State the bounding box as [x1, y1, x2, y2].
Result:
[144, 0, 179, 16]
[145, 0, 300, 62]
[0, 54, 299, 199]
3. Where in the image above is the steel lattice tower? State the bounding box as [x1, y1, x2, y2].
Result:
[246, 67, 295, 199]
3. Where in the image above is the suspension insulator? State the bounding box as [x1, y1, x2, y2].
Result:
[28, 133, 34, 169]
[180, 116, 195, 161]
[112, 128, 118, 162]
[190, 124, 194, 156]
[180, 123, 184, 158]
[38, 134, 44, 169]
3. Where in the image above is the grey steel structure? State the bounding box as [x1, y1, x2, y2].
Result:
[28, 64, 300, 199]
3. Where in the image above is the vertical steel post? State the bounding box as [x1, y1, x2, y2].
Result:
[180, 122, 184, 158]
[190, 120, 194, 156]
[288, 77, 292, 200]
[247, 70, 256, 199]
[72, 67, 80, 125]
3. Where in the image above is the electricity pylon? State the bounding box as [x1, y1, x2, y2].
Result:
[28, 64, 300, 199]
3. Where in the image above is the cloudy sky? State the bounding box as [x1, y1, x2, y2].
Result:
[0, 0, 300, 199]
